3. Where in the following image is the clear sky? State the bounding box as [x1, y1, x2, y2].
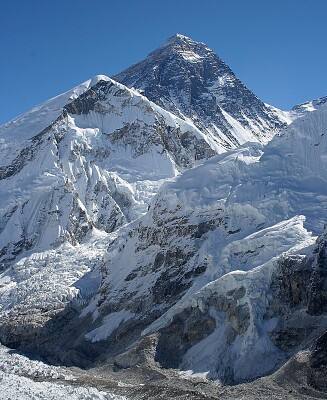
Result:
[1, 0, 327, 125]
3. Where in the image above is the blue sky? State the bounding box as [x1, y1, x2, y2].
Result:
[1, 0, 327, 125]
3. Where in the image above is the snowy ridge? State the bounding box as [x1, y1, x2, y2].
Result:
[0, 75, 111, 165]
[291, 95, 327, 119]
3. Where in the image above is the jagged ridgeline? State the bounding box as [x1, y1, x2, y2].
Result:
[0, 34, 327, 393]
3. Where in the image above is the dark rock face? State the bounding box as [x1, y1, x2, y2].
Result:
[271, 227, 327, 320]
[308, 228, 327, 315]
[95, 203, 226, 318]
[269, 256, 312, 316]
[268, 255, 313, 351]
[155, 307, 216, 369]
[309, 330, 327, 391]
[267, 228, 327, 353]
[114, 34, 287, 150]
[64, 81, 116, 116]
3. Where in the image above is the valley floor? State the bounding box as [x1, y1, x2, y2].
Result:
[1, 343, 326, 400]
[0, 343, 126, 400]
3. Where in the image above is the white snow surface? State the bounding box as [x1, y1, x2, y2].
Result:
[85, 309, 135, 342]
[290, 95, 327, 119]
[147, 102, 327, 235]
[180, 261, 284, 381]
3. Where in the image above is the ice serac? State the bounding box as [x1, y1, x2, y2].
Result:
[74, 103, 327, 382]
[0, 75, 215, 265]
[113, 34, 290, 152]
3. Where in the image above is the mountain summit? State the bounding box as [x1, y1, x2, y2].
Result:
[114, 34, 290, 152]
[158, 33, 211, 52]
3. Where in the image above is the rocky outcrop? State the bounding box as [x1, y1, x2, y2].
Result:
[308, 227, 327, 315]
[154, 307, 216, 369]
[267, 226, 327, 353]
[309, 330, 327, 391]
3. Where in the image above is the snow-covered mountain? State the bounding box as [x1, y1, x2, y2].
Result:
[114, 34, 291, 152]
[0, 75, 218, 266]
[0, 33, 327, 395]
[1, 94, 326, 387]
[0, 34, 298, 267]
[64, 102, 326, 382]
